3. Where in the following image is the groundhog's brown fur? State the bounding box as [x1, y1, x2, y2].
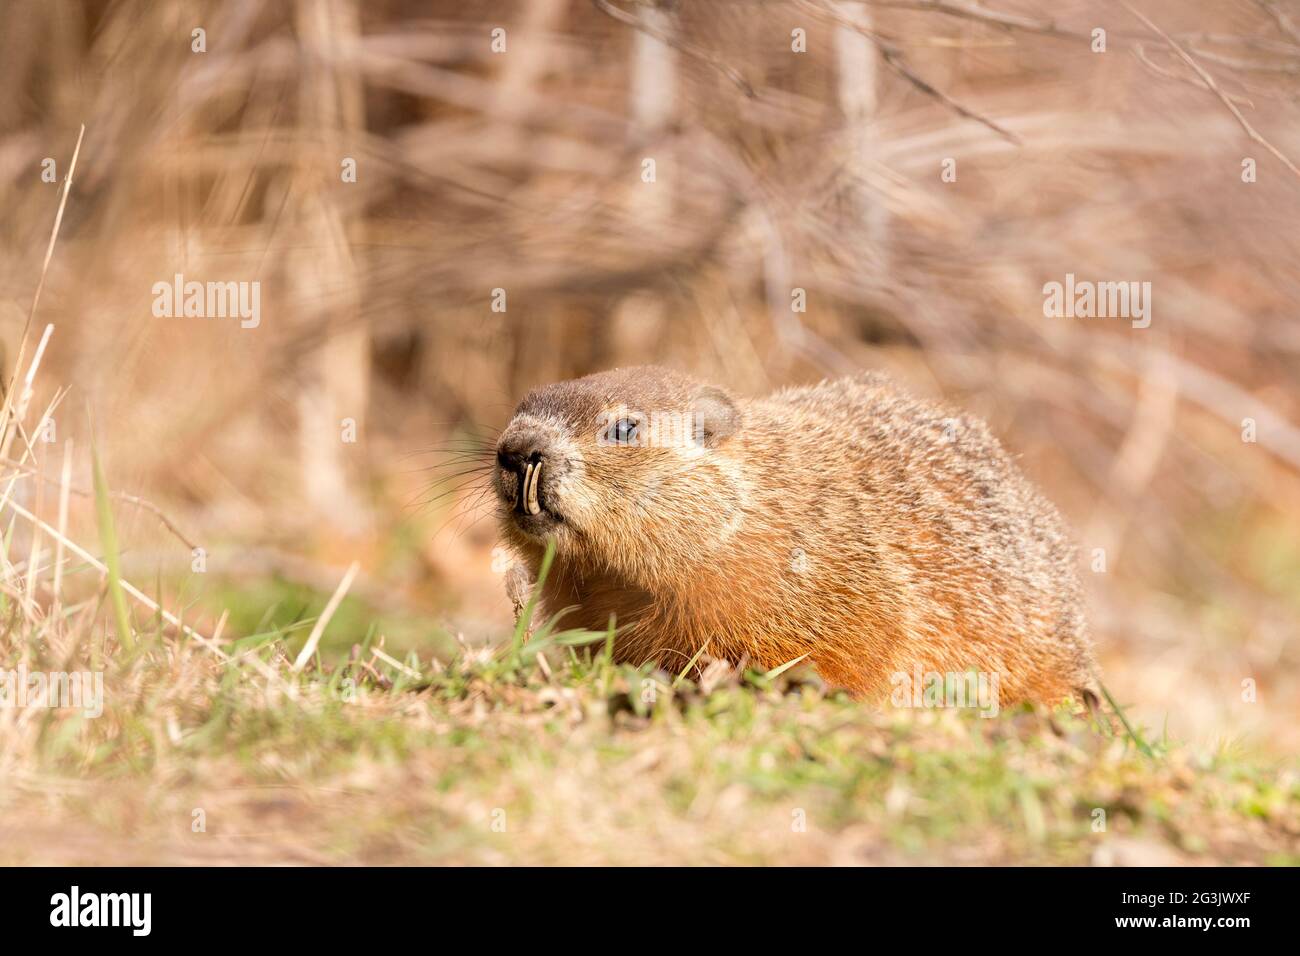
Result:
[493, 366, 1096, 705]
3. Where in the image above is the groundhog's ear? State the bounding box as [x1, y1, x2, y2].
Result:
[692, 386, 741, 447]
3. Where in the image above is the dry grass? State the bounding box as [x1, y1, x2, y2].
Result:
[0, 602, 1296, 865]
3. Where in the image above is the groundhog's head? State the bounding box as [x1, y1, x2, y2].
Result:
[494, 366, 746, 583]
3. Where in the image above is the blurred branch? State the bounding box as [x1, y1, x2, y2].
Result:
[802, 0, 1021, 144]
[0, 456, 198, 551]
[1183, 46, 1300, 75]
[1132, 43, 1255, 107]
[863, 0, 1087, 38]
[592, 0, 756, 97]
[1124, 4, 1300, 180]
[1258, 0, 1300, 45]
[1094, 348, 1300, 475]
[866, 1, 1300, 62]
[873, 36, 1021, 143]
[1085, 346, 1179, 569]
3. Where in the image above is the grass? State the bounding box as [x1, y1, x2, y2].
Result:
[1, 561, 1296, 865]
[91, 440, 133, 653]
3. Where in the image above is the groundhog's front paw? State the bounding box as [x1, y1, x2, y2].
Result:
[504, 562, 535, 635]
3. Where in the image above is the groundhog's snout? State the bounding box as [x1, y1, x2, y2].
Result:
[498, 446, 543, 513]
[494, 422, 568, 529]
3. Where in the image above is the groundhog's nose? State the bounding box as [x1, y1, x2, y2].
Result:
[497, 433, 549, 516]
[496, 447, 536, 478]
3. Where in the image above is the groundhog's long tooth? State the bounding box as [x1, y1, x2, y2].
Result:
[525, 461, 542, 515]
[515, 463, 528, 512]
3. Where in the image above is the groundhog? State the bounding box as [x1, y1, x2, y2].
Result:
[492, 365, 1096, 706]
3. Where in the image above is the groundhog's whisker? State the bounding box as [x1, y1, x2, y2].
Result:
[418, 468, 496, 489]
[415, 477, 492, 510]
[439, 487, 501, 541]
[403, 437, 499, 458]
[411, 460, 495, 476]
[406, 475, 494, 517]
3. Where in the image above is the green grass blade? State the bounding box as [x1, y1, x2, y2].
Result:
[511, 537, 555, 655]
[1099, 680, 1154, 758]
[672, 641, 710, 689]
[763, 653, 809, 680]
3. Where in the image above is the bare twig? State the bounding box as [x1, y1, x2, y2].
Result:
[864, 0, 1086, 39]
[1132, 43, 1255, 107]
[863, 1, 1300, 54]
[802, 0, 1020, 144]
[874, 36, 1021, 143]
[1124, 3, 1300, 180]
[0, 455, 199, 551]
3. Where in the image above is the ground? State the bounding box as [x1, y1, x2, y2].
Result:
[1, 607, 1295, 866]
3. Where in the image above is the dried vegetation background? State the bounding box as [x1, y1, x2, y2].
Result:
[1, 0, 1298, 751]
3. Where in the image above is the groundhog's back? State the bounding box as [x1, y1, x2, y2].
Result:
[733, 373, 1095, 702]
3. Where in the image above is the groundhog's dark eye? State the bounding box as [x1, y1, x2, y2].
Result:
[607, 417, 639, 446]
